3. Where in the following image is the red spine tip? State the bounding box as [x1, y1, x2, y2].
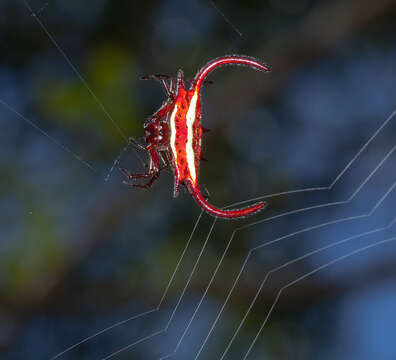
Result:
[193, 55, 270, 90]
[189, 185, 266, 219]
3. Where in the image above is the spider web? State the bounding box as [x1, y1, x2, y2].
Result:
[1, 1, 396, 360]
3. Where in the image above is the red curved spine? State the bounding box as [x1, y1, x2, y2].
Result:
[192, 55, 270, 90]
[189, 183, 266, 219]
[187, 55, 269, 219]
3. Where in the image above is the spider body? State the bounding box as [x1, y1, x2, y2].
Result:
[118, 55, 270, 219]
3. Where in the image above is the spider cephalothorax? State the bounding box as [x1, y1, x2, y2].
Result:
[117, 55, 270, 219]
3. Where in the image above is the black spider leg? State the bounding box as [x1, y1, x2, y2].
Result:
[115, 137, 152, 183]
[116, 150, 171, 190]
[140, 74, 213, 93]
[124, 172, 160, 190]
[116, 159, 158, 190]
[158, 150, 170, 168]
[140, 74, 174, 98]
[115, 159, 151, 179]
[117, 163, 170, 190]
[159, 150, 174, 176]
[128, 136, 147, 151]
[122, 136, 151, 170]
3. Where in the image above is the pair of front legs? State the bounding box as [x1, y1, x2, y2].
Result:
[116, 139, 169, 190]
[115, 73, 177, 189]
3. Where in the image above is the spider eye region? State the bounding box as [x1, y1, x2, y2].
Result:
[144, 121, 169, 145]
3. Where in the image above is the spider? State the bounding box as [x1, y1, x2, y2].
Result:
[117, 55, 270, 219]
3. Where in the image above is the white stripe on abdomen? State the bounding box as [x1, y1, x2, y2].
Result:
[169, 104, 179, 177]
[185, 91, 198, 183]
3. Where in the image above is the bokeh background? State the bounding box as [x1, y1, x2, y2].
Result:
[1, 0, 396, 359]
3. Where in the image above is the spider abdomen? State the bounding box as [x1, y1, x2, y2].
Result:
[169, 87, 203, 195]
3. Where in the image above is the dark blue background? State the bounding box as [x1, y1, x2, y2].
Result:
[1, 1, 396, 359]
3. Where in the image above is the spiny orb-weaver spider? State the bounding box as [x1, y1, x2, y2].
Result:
[117, 55, 270, 219]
